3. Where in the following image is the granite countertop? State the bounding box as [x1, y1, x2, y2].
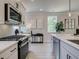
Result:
[0, 41, 18, 54]
[52, 34, 79, 50]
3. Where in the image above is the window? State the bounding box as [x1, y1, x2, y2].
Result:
[48, 16, 57, 32]
[19, 25, 27, 33]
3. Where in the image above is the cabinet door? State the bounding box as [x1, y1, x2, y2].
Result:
[60, 41, 79, 59]
[7, 52, 18, 59]
[60, 47, 67, 59]
[37, 18, 44, 29]
[67, 52, 78, 59]
[0, 44, 18, 59]
[7, 45, 18, 59]
[31, 19, 36, 29]
[60, 46, 78, 59]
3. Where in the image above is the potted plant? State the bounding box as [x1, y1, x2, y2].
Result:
[56, 21, 64, 32]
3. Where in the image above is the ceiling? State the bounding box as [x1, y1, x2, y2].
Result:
[21, 0, 79, 12]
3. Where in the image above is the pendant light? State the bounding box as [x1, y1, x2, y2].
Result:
[69, 0, 71, 17]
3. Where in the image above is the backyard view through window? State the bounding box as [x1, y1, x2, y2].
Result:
[48, 16, 57, 32]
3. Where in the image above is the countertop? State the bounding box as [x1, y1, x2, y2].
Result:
[18, 33, 31, 37]
[52, 34, 79, 50]
[0, 41, 18, 54]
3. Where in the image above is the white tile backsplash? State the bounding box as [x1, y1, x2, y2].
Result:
[0, 25, 17, 38]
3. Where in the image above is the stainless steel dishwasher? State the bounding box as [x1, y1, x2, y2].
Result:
[53, 36, 60, 59]
[18, 37, 29, 59]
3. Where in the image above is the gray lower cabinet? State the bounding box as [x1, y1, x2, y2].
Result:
[60, 46, 77, 59]
[67, 52, 78, 59]
[60, 46, 67, 59]
[60, 41, 78, 59]
[53, 36, 79, 59]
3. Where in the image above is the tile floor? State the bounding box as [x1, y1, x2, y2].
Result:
[26, 41, 55, 59]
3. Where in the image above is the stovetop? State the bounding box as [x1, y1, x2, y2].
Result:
[0, 35, 26, 41]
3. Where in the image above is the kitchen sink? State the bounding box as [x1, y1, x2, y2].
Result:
[68, 40, 79, 45]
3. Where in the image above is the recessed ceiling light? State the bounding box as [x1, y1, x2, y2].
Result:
[40, 9, 43, 11]
[31, 0, 35, 2]
[17, 0, 20, 1]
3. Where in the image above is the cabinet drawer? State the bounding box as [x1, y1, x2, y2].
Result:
[61, 41, 79, 58]
[0, 44, 17, 59]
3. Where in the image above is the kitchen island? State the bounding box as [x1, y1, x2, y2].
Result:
[52, 34, 79, 59]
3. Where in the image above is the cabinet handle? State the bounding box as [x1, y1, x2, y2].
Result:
[10, 48, 16, 52]
[67, 54, 69, 59]
[1, 57, 4, 59]
[67, 54, 71, 59]
[69, 55, 71, 59]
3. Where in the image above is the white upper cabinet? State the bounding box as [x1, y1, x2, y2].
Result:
[0, 0, 6, 24]
[30, 15, 44, 29]
[18, 2, 25, 13]
[37, 16, 44, 29]
[31, 18, 37, 29]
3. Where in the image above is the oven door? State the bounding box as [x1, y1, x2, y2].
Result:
[19, 38, 29, 59]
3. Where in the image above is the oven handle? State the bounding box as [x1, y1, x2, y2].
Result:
[19, 37, 29, 41]
[20, 41, 29, 48]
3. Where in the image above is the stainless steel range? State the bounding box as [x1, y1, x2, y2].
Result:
[0, 35, 30, 59]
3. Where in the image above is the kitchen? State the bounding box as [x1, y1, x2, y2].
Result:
[0, 0, 79, 59]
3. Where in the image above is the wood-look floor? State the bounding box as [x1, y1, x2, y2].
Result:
[26, 40, 55, 59]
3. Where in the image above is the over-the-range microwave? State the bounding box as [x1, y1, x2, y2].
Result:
[4, 3, 22, 25]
